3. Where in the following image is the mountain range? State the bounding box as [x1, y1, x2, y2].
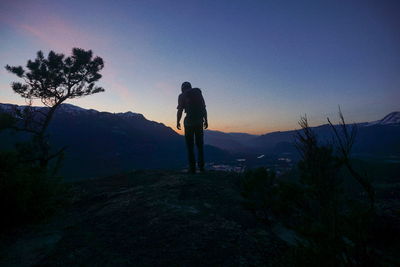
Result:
[1, 103, 399, 179]
[205, 111, 400, 158]
[0, 103, 228, 180]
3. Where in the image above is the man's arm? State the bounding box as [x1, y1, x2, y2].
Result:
[176, 93, 185, 130]
[203, 108, 208, 129]
[200, 93, 208, 129]
[177, 108, 183, 130]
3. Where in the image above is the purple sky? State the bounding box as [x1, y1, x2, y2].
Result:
[1, 0, 399, 134]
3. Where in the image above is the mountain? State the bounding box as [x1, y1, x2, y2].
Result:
[204, 130, 258, 152]
[250, 114, 400, 157]
[1, 103, 398, 178]
[0, 103, 229, 180]
[367, 111, 400, 126]
[203, 112, 400, 158]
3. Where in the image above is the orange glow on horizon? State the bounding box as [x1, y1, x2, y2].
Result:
[165, 122, 296, 136]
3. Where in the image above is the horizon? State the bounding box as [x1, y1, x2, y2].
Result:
[1, 101, 398, 136]
[1, 0, 399, 134]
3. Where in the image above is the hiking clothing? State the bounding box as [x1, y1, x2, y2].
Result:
[177, 88, 206, 125]
[184, 122, 204, 172]
[178, 87, 207, 172]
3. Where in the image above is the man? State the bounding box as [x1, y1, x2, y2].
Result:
[177, 81, 208, 174]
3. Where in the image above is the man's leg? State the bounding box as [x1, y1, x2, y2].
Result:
[184, 125, 196, 173]
[194, 124, 204, 171]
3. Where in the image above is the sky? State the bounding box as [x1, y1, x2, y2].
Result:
[0, 0, 399, 134]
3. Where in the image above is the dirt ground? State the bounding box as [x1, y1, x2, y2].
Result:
[0, 171, 287, 266]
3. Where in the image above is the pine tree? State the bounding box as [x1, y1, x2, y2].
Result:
[5, 48, 105, 167]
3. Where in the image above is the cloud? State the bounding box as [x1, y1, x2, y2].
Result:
[0, 1, 136, 112]
[111, 81, 135, 102]
[18, 17, 101, 53]
[101, 66, 135, 103]
[1, 8, 135, 104]
[154, 81, 178, 96]
[0, 1, 105, 54]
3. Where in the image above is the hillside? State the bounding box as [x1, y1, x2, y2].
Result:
[0, 103, 230, 180]
[1, 103, 399, 178]
[0, 171, 286, 266]
[207, 112, 400, 158]
[204, 130, 258, 152]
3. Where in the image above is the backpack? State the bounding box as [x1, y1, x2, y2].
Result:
[184, 88, 205, 120]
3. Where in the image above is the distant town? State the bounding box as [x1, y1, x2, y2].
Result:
[206, 153, 296, 175]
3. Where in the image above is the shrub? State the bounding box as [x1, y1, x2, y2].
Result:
[241, 114, 379, 266]
[0, 150, 67, 232]
[0, 47, 105, 232]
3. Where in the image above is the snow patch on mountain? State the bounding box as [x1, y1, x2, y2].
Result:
[0, 103, 88, 115]
[367, 112, 400, 126]
[58, 103, 88, 113]
[0, 103, 146, 119]
[117, 111, 144, 119]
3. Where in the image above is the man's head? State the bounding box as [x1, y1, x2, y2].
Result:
[181, 81, 192, 92]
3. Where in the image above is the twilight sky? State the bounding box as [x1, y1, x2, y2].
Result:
[1, 0, 399, 134]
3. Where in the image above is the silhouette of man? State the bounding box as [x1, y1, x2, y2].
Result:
[177, 81, 208, 174]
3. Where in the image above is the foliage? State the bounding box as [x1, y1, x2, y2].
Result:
[326, 109, 375, 208]
[241, 168, 278, 224]
[5, 48, 104, 107]
[0, 48, 104, 232]
[0, 109, 68, 231]
[0, 112, 16, 130]
[0, 148, 68, 233]
[5, 48, 105, 168]
[242, 112, 378, 266]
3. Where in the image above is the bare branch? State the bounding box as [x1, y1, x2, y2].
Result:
[327, 109, 374, 209]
